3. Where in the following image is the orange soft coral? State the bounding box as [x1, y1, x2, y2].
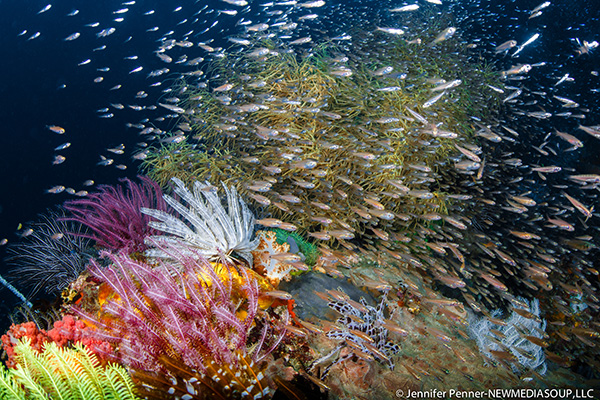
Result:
[251, 230, 294, 286]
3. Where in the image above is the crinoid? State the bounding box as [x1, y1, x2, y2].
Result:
[4, 211, 93, 301]
[75, 246, 286, 400]
[141, 177, 258, 265]
[62, 175, 168, 254]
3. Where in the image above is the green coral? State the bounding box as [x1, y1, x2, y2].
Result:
[272, 228, 320, 266]
[0, 339, 139, 400]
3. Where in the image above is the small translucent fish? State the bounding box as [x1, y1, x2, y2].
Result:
[256, 218, 283, 227]
[20, 228, 34, 237]
[158, 103, 185, 113]
[264, 290, 292, 300]
[47, 125, 65, 134]
[512, 33, 540, 57]
[83, 180, 95, 186]
[480, 273, 508, 292]
[0, 238, 7, 246]
[390, 4, 419, 12]
[431, 27, 456, 45]
[97, 156, 114, 166]
[510, 195, 536, 207]
[509, 231, 541, 240]
[569, 174, 600, 184]
[408, 190, 434, 199]
[455, 144, 481, 162]
[289, 36, 312, 45]
[298, 0, 325, 7]
[531, 165, 561, 173]
[270, 253, 303, 263]
[308, 231, 331, 240]
[431, 79, 462, 92]
[78, 59, 91, 66]
[373, 66, 393, 76]
[501, 64, 532, 77]
[221, 0, 248, 5]
[27, 32, 41, 41]
[97, 27, 116, 38]
[38, 4, 52, 14]
[423, 91, 446, 108]
[563, 192, 594, 220]
[554, 129, 583, 148]
[376, 27, 404, 35]
[67, 9, 79, 16]
[52, 155, 66, 165]
[330, 68, 353, 77]
[279, 194, 301, 203]
[530, 1, 551, 15]
[213, 83, 235, 92]
[546, 218, 574, 231]
[129, 66, 143, 74]
[278, 222, 298, 232]
[578, 125, 600, 139]
[46, 185, 65, 194]
[425, 0, 442, 3]
[64, 32, 81, 41]
[328, 230, 355, 240]
[290, 159, 317, 169]
[376, 86, 402, 92]
[54, 142, 71, 151]
[495, 40, 517, 54]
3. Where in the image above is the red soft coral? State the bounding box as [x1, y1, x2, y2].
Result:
[47, 315, 113, 359]
[1, 315, 113, 368]
[1, 321, 48, 368]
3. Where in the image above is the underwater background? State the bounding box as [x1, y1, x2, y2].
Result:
[0, 0, 600, 398]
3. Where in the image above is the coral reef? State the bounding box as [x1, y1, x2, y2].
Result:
[0, 338, 139, 400]
[4, 211, 93, 300]
[74, 245, 288, 398]
[142, 177, 258, 265]
[62, 175, 168, 254]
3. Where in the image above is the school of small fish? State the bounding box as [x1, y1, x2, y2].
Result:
[4, 0, 600, 390]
